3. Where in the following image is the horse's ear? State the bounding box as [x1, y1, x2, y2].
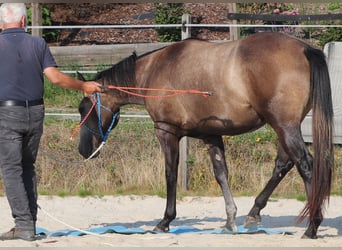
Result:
[76, 71, 91, 97]
[77, 71, 86, 81]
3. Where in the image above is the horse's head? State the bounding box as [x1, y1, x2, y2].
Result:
[76, 53, 138, 159]
[77, 72, 120, 159]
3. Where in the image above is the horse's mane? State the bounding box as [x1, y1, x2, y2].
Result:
[95, 52, 138, 87]
[94, 41, 191, 86]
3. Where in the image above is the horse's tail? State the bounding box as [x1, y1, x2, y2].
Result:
[300, 46, 334, 223]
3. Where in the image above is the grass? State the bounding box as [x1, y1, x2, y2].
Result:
[37, 110, 342, 200]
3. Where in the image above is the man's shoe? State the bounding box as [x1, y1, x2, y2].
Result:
[0, 228, 35, 241]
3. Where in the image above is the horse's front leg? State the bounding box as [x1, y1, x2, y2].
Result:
[153, 128, 180, 232]
[203, 136, 237, 232]
[245, 145, 294, 227]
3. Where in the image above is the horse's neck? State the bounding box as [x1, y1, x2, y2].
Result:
[111, 79, 145, 106]
[119, 59, 150, 106]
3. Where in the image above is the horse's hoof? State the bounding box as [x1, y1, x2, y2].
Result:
[224, 222, 238, 232]
[153, 225, 169, 233]
[244, 215, 261, 228]
[301, 233, 318, 239]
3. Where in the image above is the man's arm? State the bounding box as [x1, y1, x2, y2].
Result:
[44, 67, 102, 95]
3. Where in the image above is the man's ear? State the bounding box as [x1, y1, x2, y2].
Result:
[77, 71, 86, 81]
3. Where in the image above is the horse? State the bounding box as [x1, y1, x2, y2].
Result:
[76, 32, 333, 239]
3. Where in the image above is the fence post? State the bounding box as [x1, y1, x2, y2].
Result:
[181, 13, 191, 40]
[31, 3, 42, 37]
[179, 13, 192, 191]
[180, 137, 189, 191]
[228, 3, 239, 41]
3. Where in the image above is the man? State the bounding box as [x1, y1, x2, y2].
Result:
[0, 3, 102, 241]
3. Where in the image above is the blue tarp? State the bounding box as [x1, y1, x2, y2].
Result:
[36, 225, 294, 237]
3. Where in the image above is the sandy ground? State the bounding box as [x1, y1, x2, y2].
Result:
[0, 195, 341, 247]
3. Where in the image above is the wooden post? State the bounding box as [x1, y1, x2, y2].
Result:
[179, 13, 191, 191]
[31, 3, 42, 37]
[181, 13, 191, 40]
[228, 3, 239, 41]
[179, 137, 189, 191]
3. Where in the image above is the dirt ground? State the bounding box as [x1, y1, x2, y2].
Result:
[0, 195, 341, 247]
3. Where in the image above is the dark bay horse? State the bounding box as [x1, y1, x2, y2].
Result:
[77, 32, 333, 239]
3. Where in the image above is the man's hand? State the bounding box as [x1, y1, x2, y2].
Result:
[82, 81, 103, 95]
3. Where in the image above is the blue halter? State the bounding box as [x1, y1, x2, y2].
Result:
[84, 93, 120, 143]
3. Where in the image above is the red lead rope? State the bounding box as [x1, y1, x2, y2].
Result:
[70, 94, 98, 140]
[106, 86, 212, 98]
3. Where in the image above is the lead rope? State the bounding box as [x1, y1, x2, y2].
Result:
[106, 85, 212, 98]
[70, 94, 98, 140]
[37, 204, 113, 238]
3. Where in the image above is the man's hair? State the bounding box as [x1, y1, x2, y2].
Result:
[0, 3, 27, 25]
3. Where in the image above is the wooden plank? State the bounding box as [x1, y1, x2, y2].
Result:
[228, 3, 239, 41]
[49, 43, 171, 68]
[180, 137, 189, 191]
[228, 13, 342, 22]
[181, 13, 191, 40]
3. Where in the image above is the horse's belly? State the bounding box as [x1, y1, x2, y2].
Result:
[187, 113, 265, 136]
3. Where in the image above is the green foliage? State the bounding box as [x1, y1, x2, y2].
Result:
[318, 26, 342, 46]
[27, 5, 59, 42]
[78, 188, 93, 197]
[56, 190, 70, 197]
[295, 193, 306, 202]
[154, 3, 185, 42]
[328, 3, 340, 11]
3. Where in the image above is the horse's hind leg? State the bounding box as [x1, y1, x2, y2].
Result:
[246, 125, 320, 238]
[245, 144, 294, 227]
[279, 127, 321, 239]
[203, 136, 237, 232]
[293, 144, 322, 239]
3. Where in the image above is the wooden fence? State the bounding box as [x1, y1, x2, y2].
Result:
[50, 43, 171, 69]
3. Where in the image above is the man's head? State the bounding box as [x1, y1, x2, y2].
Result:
[0, 3, 27, 29]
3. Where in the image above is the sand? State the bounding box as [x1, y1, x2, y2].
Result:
[0, 195, 341, 247]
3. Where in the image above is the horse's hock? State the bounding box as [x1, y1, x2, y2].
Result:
[301, 42, 342, 144]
